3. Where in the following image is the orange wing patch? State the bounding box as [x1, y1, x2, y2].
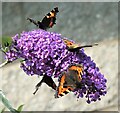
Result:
[63, 39, 74, 46]
[55, 73, 73, 98]
[63, 39, 79, 49]
[46, 9, 57, 18]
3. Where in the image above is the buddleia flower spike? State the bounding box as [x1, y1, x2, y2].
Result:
[4, 29, 107, 103]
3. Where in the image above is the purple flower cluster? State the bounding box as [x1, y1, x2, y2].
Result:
[73, 51, 107, 103]
[5, 29, 107, 103]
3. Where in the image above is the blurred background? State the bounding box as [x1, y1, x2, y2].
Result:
[0, 2, 119, 111]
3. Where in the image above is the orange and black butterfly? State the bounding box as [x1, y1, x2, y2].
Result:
[27, 7, 59, 30]
[63, 39, 98, 52]
[55, 64, 84, 98]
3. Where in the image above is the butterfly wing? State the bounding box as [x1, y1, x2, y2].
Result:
[55, 72, 74, 98]
[67, 44, 98, 52]
[27, 17, 39, 26]
[63, 39, 81, 51]
[40, 17, 53, 29]
[41, 7, 59, 30]
[33, 75, 57, 95]
[63, 39, 77, 48]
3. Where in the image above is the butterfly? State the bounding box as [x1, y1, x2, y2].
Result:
[63, 39, 98, 52]
[55, 64, 84, 98]
[27, 7, 59, 30]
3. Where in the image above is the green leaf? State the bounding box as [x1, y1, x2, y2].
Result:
[17, 104, 24, 112]
[0, 36, 12, 49]
[0, 107, 6, 113]
[0, 90, 19, 113]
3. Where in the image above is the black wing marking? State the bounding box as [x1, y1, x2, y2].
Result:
[33, 75, 57, 95]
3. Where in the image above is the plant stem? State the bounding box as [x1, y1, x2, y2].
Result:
[0, 60, 9, 68]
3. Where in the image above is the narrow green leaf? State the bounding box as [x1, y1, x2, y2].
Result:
[0, 90, 19, 113]
[0, 107, 6, 113]
[17, 104, 24, 112]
